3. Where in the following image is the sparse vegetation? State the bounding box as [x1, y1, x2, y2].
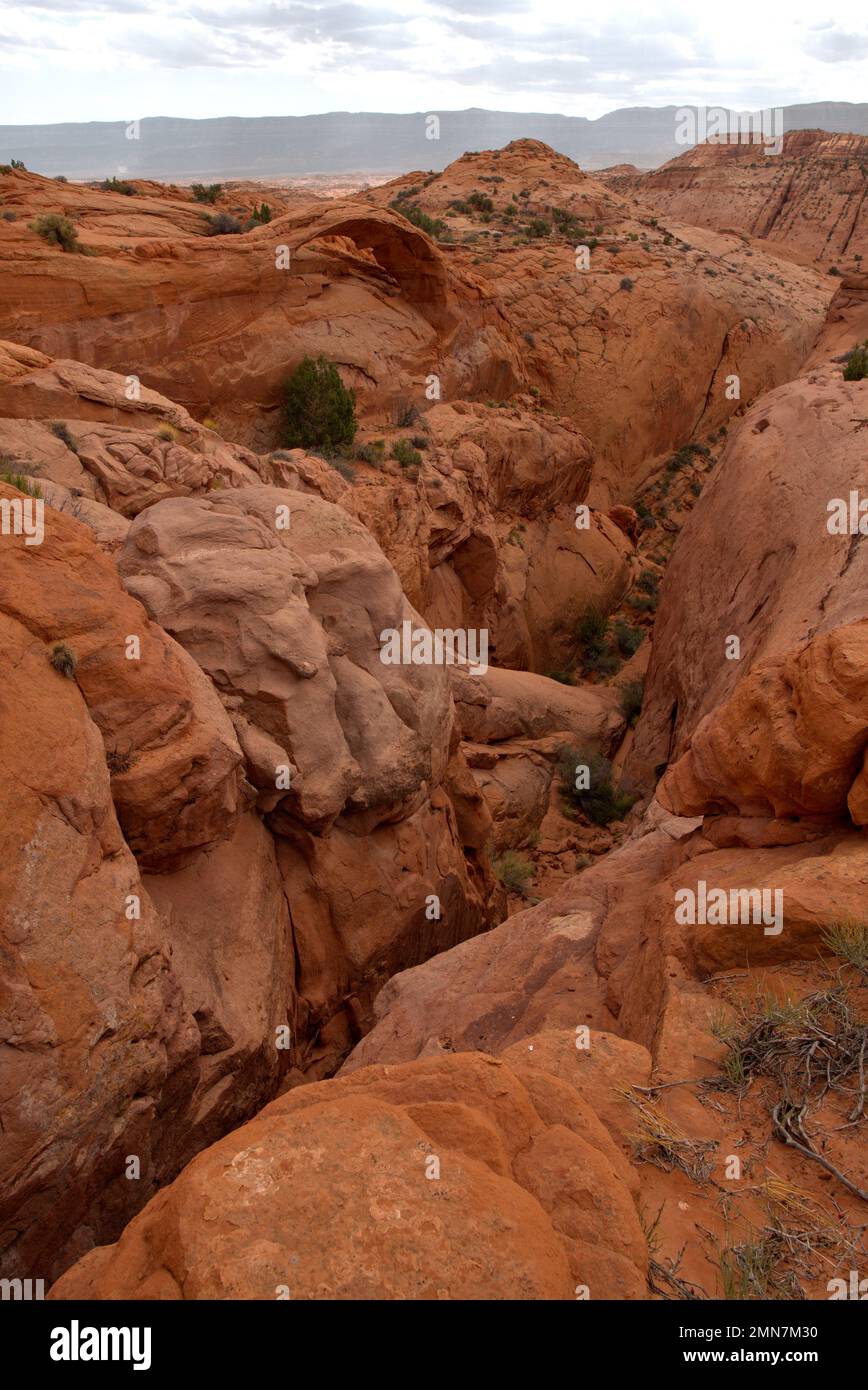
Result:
[191, 183, 222, 204]
[1, 470, 43, 497]
[329, 456, 356, 483]
[574, 606, 621, 676]
[49, 642, 77, 679]
[556, 746, 636, 826]
[390, 201, 445, 238]
[843, 340, 868, 382]
[280, 355, 357, 452]
[100, 176, 136, 196]
[204, 211, 242, 235]
[618, 1086, 717, 1183]
[394, 400, 420, 428]
[31, 214, 79, 252]
[391, 438, 422, 469]
[618, 678, 644, 726]
[492, 849, 534, 895]
[613, 620, 644, 657]
[356, 440, 385, 466]
[50, 420, 76, 450]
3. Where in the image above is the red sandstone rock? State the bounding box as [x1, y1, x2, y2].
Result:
[48, 1050, 647, 1301]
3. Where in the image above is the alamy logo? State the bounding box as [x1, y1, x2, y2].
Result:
[674, 880, 783, 935]
[0, 494, 44, 545]
[379, 620, 489, 675]
[0, 1277, 44, 1300]
[827, 1270, 868, 1299]
[50, 1320, 152, 1371]
[674, 106, 783, 156]
[826, 492, 868, 535]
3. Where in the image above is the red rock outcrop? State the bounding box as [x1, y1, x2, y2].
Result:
[349, 399, 634, 670]
[0, 174, 525, 444]
[48, 1048, 648, 1300]
[0, 482, 245, 868]
[605, 131, 868, 265]
[627, 366, 868, 787]
[0, 496, 296, 1281]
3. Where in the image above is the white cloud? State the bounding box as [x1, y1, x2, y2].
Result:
[0, 0, 866, 122]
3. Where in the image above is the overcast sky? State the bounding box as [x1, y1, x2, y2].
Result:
[1, 0, 866, 125]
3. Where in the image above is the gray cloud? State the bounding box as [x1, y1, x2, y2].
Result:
[124, 25, 277, 67]
[6, 0, 149, 10]
[187, 3, 413, 41]
[803, 27, 868, 63]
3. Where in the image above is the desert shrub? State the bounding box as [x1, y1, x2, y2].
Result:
[31, 213, 79, 251]
[843, 341, 868, 381]
[156, 424, 177, 442]
[492, 849, 534, 894]
[280, 355, 357, 452]
[329, 457, 356, 482]
[10, 159, 25, 170]
[394, 400, 420, 428]
[620, 276, 634, 291]
[1, 471, 43, 497]
[2, 210, 16, 221]
[574, 606, 619, 674]
[546, 667, 576, 685]
[100, 176, 136, 195]
[613, 620, 644, 656]
[390, 201, 444, 238]
[191, 183, 222, 204]
[551, 207, 587, 239]
[249, 202, 272, 224]
[50, 420, 76, 449]
[618, 678, 644, 726]
[204, 211, 242, 235]
[557, 746, 636, 826]
[528, 218, 551, 238]
[49, 642, 77, 679]
[467, 191, 493, 213]
[391, 438, 422, 469]
[356, 440, 385, 466]
[410, 434, 428, 450]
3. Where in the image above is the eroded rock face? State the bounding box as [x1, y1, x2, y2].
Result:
[657, 622, 868, 823]
[607, 131, 868, 265]
[350, 400, 633, 672]
[116, 485, 497, 1075]
[48, 1048, 647, 1301]
[0, 180, 525, 444]
[117, 487, 451, 825]
[0, 482, 245, 869]
[627, 367, 868, 789]
[0, 605, 199, 1282]
[0, 489, 297, 1281]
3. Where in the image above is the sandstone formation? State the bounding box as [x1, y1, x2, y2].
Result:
[627, 367, 868, 786]
[49, 1047, 648, 1300]
[603, 131, 868, 265]
[2, 125, 867, 1304]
